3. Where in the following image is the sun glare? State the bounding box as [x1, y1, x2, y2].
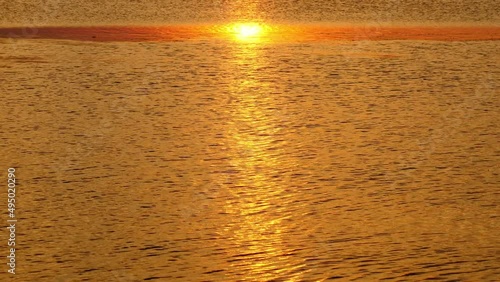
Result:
[229, 23, 266, 40]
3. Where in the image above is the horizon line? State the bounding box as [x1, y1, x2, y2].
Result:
[1, 25, 499, 42]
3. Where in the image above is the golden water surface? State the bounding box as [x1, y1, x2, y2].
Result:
[0, 23, 499, 281]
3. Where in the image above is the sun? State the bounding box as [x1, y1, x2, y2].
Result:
[237, 24, 262, 37]
[229, 23, 265, 40]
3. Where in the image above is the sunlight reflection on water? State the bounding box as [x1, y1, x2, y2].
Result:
[1, 18, 499, 282]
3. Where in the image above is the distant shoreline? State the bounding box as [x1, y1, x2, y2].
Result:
[1, 25, 499, 42]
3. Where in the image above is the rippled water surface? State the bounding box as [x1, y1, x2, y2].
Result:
[0, 15, 499, 282]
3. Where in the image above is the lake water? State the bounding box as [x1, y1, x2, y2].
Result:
[0, 3, 499, 282]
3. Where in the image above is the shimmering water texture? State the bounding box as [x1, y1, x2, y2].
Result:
[0, 24, 499, 282]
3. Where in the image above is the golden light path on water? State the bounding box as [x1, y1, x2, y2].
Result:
[213, 27, 309, 280]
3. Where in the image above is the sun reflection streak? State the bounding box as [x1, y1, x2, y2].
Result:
[214, 37, 308, 281]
